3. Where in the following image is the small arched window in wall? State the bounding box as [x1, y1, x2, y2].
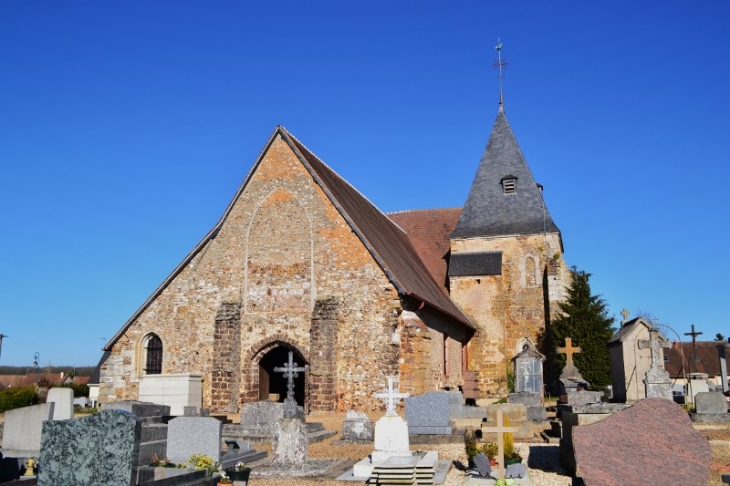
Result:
[144, 334, 163, 375]
[525, 256, 537, 287]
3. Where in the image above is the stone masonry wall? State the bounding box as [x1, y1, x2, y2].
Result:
[212, 302, 242, 413]
[99, 134, 441, 412]
[450, 232, 568, 396]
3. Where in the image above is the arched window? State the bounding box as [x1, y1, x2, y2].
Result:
[144, 334, 163, 375]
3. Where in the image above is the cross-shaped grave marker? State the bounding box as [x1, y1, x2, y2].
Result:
[481, 407, 521, 480]
[621, 308, 630, 325]
[558, 337, 583, 381]
[638, 327, 671, 372]
[373, 376, 409, 416]
[274, 351, 306, 418]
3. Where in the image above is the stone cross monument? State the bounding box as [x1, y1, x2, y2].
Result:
[638, 327, 672, 400]
[274, 351, 306, 418]
[558, 337, 584, 381]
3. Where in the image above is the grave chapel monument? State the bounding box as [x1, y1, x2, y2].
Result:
[97, 93, 570, 413]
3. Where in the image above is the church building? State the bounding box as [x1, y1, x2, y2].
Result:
[98, 101, 569, 413]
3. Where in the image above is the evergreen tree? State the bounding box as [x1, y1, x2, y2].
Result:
[551, 266, 615, 389]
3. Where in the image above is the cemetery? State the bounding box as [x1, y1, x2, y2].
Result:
[0, 329, 728, 486]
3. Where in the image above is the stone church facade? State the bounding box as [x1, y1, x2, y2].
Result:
[98, 103, 569, 412]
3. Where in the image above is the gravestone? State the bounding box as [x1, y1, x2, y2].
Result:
[557, 337, 590, 399]
[483, 403, 534, 440]
[573, 398, 711, 485]
[638, 326, 672, 400]
[404, 391, 452, 434]
[472, 453, 492, 478]
[2, 402, 55, 458]
[513, 346, 544, 394]
[102, 400, 170, 422]
[558, 402, 628, 472]
[240, 401, 304, 434]
[271, 351, 308, 469]
[691, 391, 730, 422]
[47, 387, 74, 420]
[166, 416, 222, 465]
[481, 407, 520, 481]
[341, 410, 374, 442]
[508, 392, 546, 421]
[719, 342, 730, 393]
[38, 409, 142, 486]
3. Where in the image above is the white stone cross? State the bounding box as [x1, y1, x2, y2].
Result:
[481, 407, 520, 480]
[373, 376, 409, 416]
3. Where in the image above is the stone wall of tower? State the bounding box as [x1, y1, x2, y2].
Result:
[449, 232, 568, 396]
[98, 134, 433, 413]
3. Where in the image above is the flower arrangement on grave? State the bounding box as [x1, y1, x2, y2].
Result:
[503, 417, 522, 463]
[494, 479, 515, 486]
[217, 472, 232, 484]
[187, 453, 219, 476]
[481, 442, 498, 462]
[464, 428, 480, 463]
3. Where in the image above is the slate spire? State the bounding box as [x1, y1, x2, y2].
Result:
[450, 106, 560, 239]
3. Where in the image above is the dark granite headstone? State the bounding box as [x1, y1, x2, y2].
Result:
[38, 409, 142, 486]
[472, 453, 491, 477]
[405, 391, 452, 434]
[573, 398, 711, 485]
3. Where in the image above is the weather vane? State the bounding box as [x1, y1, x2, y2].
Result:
[492, 38, 509, 105]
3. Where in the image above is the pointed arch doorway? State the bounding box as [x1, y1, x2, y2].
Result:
[258, 345, 307, 406]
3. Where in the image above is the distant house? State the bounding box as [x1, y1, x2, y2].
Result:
[664, 340, 729, 389]
[0, 373, 89, 389]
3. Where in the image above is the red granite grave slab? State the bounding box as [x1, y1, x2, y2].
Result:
[573, 398, 711, 486]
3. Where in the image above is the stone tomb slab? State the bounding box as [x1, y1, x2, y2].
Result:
[573, 398, 711, 486]
[405, 392, 452, 435]
[2, 402, 55, 458]
[38, 409, 142, 486]
[166, 416, 222, 464]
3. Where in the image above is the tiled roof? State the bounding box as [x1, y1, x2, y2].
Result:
[664, 341, 729, 378]
[0, 374, 89, 389]
[451, 106, 561, 240]
[387, 208, 462, 289]
[448, 251, 502, 277]
[286, 131, 474, 330]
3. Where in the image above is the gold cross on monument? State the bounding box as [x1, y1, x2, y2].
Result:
[481, 407, 520, 480]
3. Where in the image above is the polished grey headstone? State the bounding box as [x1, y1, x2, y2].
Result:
[166, 416, 222, 464]
[38, 409, 141, 486]
[405, 392, 452, 435]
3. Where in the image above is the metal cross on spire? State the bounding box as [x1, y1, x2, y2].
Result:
[274, 350, 306, 418]
[492, 38, 509, 106]
[0, 334, 8, 359]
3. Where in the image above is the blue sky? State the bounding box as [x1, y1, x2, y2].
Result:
[1, 1, 728, 367]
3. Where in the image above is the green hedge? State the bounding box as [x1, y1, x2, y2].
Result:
[0, 386, 40, 413]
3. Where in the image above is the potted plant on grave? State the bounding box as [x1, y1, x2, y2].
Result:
[481, 442, 498, 466]
[217, 472, 233, 485]
[224, 461, 251, 481]
[503, 418, 523, 465]
[149, 453, 179, 468]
